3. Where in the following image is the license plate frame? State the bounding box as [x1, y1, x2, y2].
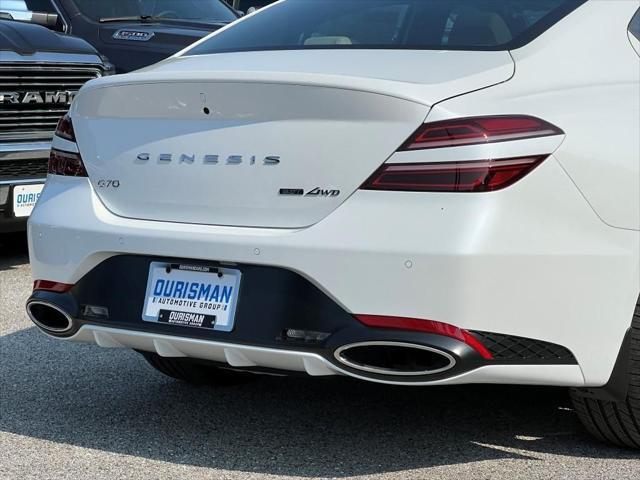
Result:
[142, 262, 241, 332]
[12, 183, 45, 218]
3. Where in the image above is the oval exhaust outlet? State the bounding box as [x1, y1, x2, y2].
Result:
[334, 341, 455, 376]
[26, 300, 74, 334]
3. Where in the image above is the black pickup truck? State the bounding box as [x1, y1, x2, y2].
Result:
[1, 0, 239, 73]
[0, 19, 111, 233]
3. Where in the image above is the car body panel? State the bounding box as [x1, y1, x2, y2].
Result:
[28, 155, 639, 386]
[64, 324, 587, 387]
[0, 17, 94, 55]
[428, 0, 640, 230]
[27, 0, 640, 388]
[72, 50, 514, 228]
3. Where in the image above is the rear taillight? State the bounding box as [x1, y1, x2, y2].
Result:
[399, 115, 563, 151]
[362, 115, 563, 193]
[362, 155, 547, 193]
[48, 149, 88, 177]
[54, 114, 76, 142]
[49, 114, 87, 177]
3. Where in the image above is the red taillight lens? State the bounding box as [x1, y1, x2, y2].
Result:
[50, 114, 87, 176]
[48, 149, 88, 177]
[55, 114, 76, 142]
[362, 115, 563, 192]
[362, 155, 546, 193]
[355, 314, 493, 360]
[400, 115, 563, 151]
[33, 280, 74, 293]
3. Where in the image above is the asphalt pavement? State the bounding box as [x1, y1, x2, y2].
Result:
[1, 233, 638, 480]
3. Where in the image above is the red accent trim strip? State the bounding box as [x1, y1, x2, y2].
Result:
[33, 280, 74, 293]
[355, 314, 494, 360]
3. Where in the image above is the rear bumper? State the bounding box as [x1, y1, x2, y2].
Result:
[27, 158, 640, 386]
[0, 141, 49, 232]
[26, 254, 581, 385]
[56, 324, 586, 387]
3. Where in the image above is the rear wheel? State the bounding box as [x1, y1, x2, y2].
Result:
[570, 299, 640, 449]
[140, 352, 254, 386]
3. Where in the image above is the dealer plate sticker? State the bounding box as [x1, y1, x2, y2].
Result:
[13, 183, 44, 218]
[142, 263, 241, 332]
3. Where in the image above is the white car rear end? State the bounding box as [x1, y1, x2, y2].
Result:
[26, 0, 640, 448]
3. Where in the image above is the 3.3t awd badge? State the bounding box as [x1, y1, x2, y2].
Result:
[279, 187, 340, 197]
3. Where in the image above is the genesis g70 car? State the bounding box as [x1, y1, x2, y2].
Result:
[26, 0, 640, 448]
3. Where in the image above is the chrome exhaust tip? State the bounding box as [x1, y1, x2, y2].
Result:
[26, 300, 74, 334]
[334, 341, 456, 376]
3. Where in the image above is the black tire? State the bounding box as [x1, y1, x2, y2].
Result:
[570, 298, 640, 449]
[140, 351, 255, 386]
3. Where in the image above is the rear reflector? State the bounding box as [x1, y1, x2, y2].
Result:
[400, 115, 563, 151]
[355, 314, 494, 360]
[33, 280, 74, 293]
[48, 149, 87, 177]
[362, 155, 547, 192]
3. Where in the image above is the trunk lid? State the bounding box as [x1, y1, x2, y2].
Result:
[73, 50, 514, 228]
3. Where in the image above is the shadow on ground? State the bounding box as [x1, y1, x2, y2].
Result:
[1, 326, 637, 477]
[0, 232, 29, 270]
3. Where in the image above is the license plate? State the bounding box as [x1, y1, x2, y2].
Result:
[13, 183, 44, 218]
[142, 262, 241, 332]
